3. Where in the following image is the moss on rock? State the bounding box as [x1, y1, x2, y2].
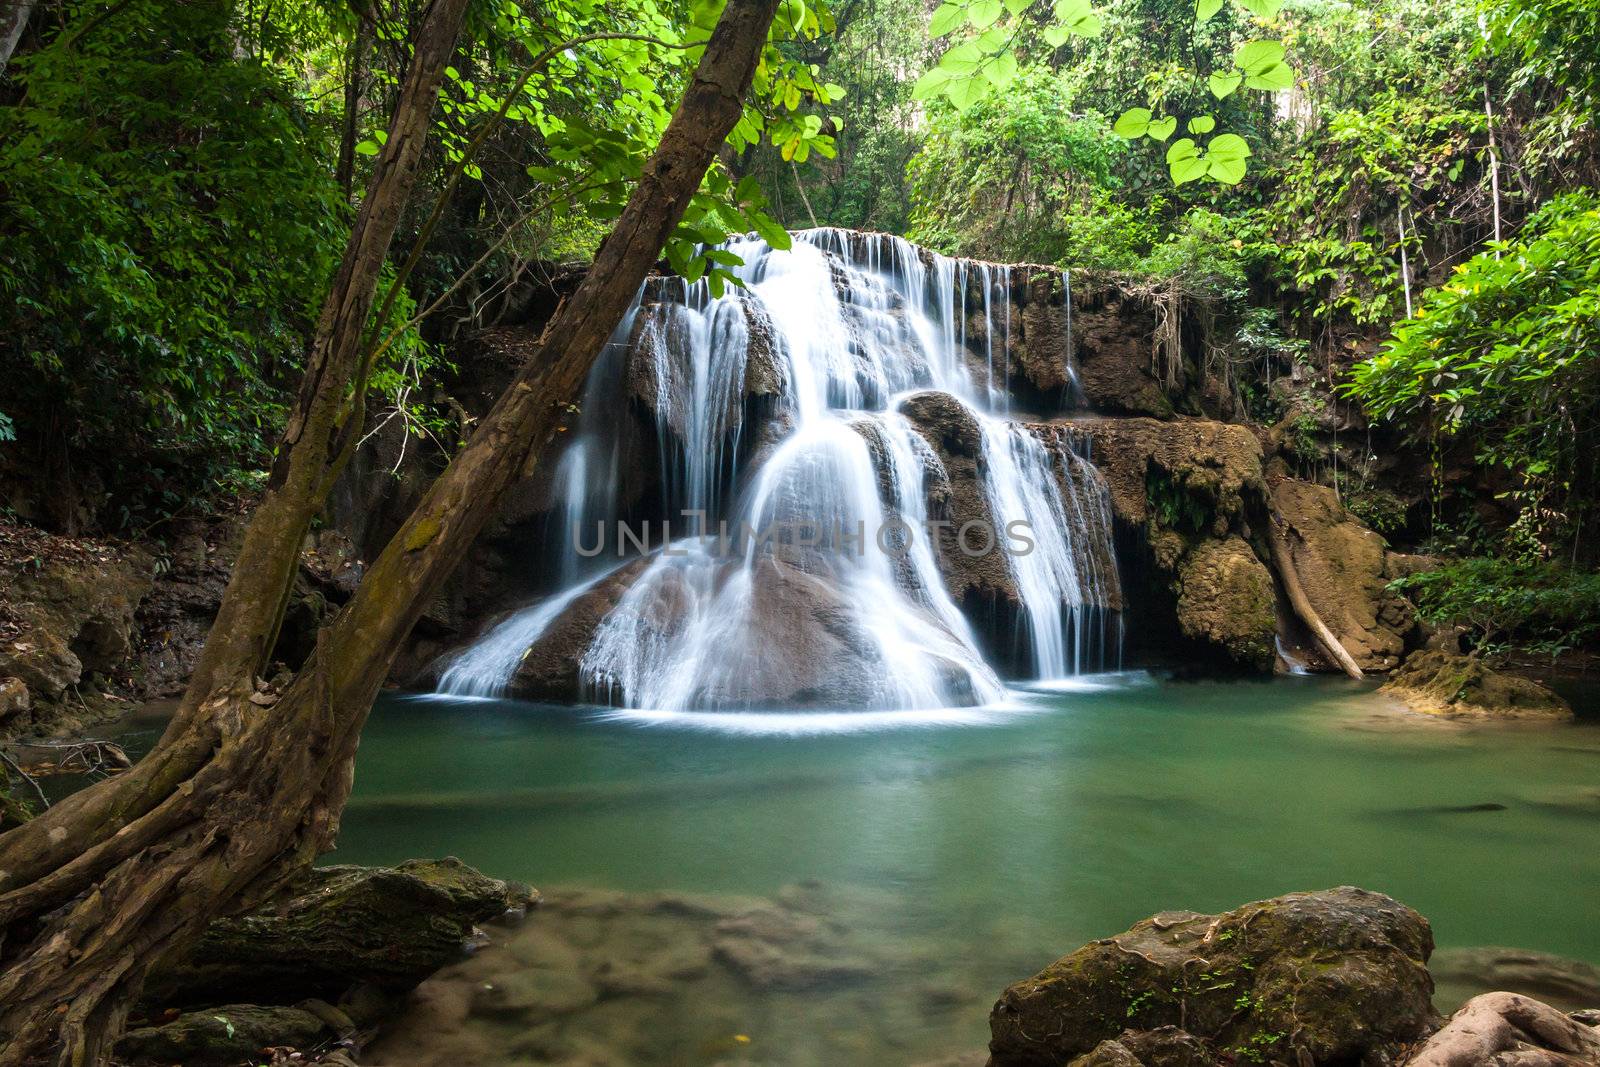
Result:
[988, 887, 1437, 1067]
[1176, 537, 1277, 669]
[1382, 650, 1573, 723]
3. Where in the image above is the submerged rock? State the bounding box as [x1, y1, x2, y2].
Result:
[1432, 946, 1600, 1013]
[987, 886, 1437, 1067]
[1382, 650, 1574, 723]
[1408, 991, 1600, 1066]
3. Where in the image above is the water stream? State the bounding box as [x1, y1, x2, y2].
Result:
[436, 229, 1118, 709]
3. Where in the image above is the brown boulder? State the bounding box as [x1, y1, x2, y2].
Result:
[988, 887, 1436, 1067]
[1271, 478, 1412, 671]
[1176, 537, 1277, 669]
[1382, 650, 1574, 723]
[1076, 418, 1264, 536]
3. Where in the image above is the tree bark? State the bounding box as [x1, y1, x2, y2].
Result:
[336, 12, 374, 200]
[1266, 511, 1366, 679]
[0, 0, 34, 75]
[0, 1, 778, 1063]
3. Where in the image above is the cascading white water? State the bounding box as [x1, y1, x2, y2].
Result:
[436, 228, 1120, 708]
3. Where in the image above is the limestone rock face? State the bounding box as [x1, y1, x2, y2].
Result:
[987, 887, 1436, 1067]
[1176, 537, 1277, 670]
[1075, 416, 1275, 668]
[1070, 287, 1173, 416]
[1078, 417, 1265, 536]
[145, 857, 535, 1007]
[899, 390, 1022, 611]
[1408, 992, 1600, 1067]
[1271, 478, 1413, 672]
[1382, 650, 1574, 723]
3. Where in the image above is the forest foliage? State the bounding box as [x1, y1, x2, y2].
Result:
[1, 0, 1598, 654]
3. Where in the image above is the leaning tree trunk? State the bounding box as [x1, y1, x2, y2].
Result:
[0, 0, 33, 75]
[1266, 511, 1365, 679]
[0, 2, 778, 1063]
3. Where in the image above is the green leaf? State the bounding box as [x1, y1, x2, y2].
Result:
[1146, 115, 1177, 141]
[983, 50, 1019, 86]
[1112, 107, 1152, 138]
[353, 140, 380, 156]
[946, 69, 996, 109]
[929, 3, 965, 36]
[1208, 155, 1248, 183]
[1236, 0, 1283, 16]
[1234, 39, 1285, 74]
[1209, 70, 1242, 98]
[1244, 61, 1293, 91]
[1195, 0, 1223, 19]
[937, 40, 985, 76]
[913, 66, 955, 100]
[967, 0, 1003, 28]
[1042, 23, 1070, 45]
[1054, 0, 1101, 36]
[1206, 132, 1253, 162]
[752, 212, 792, 250]
[1166, 137, 1208, 184]
[1004, 0, 1033, 14]
[1187, 115, 1216, 134]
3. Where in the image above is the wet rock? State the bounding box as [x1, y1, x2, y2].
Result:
[1069, 1026, 1218, 1067]
[988, 886, 1436, 1067]
[1270, 478, 1413, 672]
[1176, 537, 1276, 669]
[118, 1002, 339, 1065]
[1432, 947, 1600, 1012]
[146, 857, 535, 1007]
[512, 549, 986, 708]
[1382, 650, 1574, 723]
[1069, 286, 1174, 417]
[1409, 991, 1600, 1066]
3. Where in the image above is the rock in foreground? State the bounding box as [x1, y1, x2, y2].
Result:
[1383, 650, 1574, 723]
[1408, 992, 1600, 1066]
[988, 886, 1437, 1067]
[145, 857, 535, 1008]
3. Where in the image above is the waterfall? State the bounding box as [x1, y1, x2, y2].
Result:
[435, 228, 1120, 709]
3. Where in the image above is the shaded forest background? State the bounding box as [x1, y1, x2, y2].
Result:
[3, 0, 1600, 661]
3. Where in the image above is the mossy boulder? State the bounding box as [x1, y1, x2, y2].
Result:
[118, 1003, 340, 1065]
[145, 857, 536, 1008]
[1382, 650, 1573, 723]
[988, 887, 1437, 1067]
[1175, 537, 1277, 669]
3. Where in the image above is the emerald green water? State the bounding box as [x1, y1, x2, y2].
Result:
[335, 676, 1600, 1065]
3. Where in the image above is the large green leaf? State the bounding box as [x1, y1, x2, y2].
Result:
[967, 0, 1003, 29]
[1146, 115, 1177, 141]
[912, 66, 954, 100]
[1112, 107, 1152, 137]
[1195, 0, 1223, 19]
[1187, 114, 1216, 134]
[1209, 70, 1242, 98]
[929, 3, 965, 36]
